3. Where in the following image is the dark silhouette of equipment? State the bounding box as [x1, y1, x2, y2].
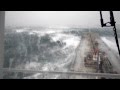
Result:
[100, 11, 120, 57]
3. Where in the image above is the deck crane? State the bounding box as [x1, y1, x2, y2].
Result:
[100, 11, 120, 57]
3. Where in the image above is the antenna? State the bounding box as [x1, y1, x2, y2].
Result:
[100, 11, 120, 57]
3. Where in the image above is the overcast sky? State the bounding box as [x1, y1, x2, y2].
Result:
[5, 11, 120, 27]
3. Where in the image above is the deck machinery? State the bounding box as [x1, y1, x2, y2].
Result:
[84, 33, 117, 75]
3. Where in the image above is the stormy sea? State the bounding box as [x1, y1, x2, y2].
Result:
[4, 26, 120, 79]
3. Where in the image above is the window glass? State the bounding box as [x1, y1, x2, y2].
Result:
[4, 11, 120, 79]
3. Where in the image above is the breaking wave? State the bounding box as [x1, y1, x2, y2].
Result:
[4, 27, 81, 79]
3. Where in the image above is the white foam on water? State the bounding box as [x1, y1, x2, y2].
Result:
[16, 29, 27, 33]
[63, 37, 80, 49]
[15, 27, 81, 79]
[25, 62, 42, 70]
[51, 33, 80, 49]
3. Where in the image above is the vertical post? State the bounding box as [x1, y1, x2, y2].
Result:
[109, 11, 120, 57]
[110, 11, 116, 26]
[0, 11, 5, 79]
[100, 11, 106, 27]
[113, 26, 120, 56]
[100, 11, 104, 27]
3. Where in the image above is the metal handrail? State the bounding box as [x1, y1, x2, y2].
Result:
[0, 68, 120, 78]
